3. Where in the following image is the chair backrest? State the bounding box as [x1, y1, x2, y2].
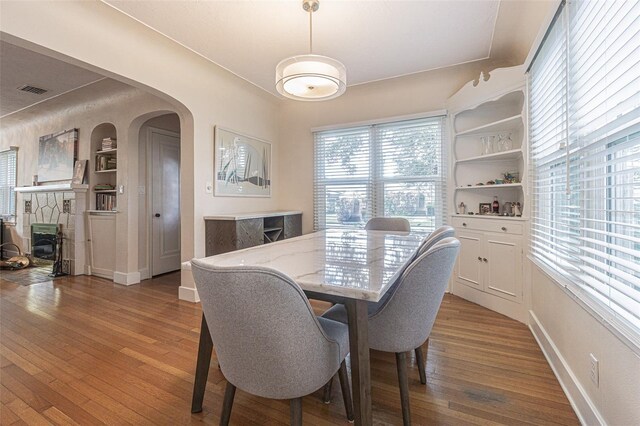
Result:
[416, 225, 455, 257]
[365, 217, 411, 232]
[190, 261, 343, 400]
[367, 237, 460, 353]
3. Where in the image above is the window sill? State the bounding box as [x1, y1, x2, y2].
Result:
[528, 255, 640, 356]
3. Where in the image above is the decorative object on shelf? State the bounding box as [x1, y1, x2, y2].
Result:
[494, 179, 504, 184]
[479, 203, 492, 215]
[72, 160, 87, 184]
[503, 171, 519, 183]
[457, 202, 466, 215]
[37, 128, 78, 183]
[513, 202, 522, 217]
[275, 0, 346, 101]
[481, 136, 491, 155]
[503, 202, 513, 216]
[32, 175, 38, 186]
[492, 196, 500, 214]
[214, 126, 272, 197]
[486, 180, 495, 185]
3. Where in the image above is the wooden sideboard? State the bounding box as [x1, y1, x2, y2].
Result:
[204, 211, 302, 256]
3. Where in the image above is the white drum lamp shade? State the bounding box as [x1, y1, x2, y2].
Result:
[275, 54, 347, 101]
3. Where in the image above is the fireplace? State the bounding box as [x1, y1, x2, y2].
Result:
[31, 224, 58, 261]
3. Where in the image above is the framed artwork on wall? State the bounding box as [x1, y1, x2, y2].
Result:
[37, 128, 78, 183]
[214, 126, 271, 197]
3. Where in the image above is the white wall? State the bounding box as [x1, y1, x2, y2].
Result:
[529, 264, 640, 425]
[278, 60, 508, 233]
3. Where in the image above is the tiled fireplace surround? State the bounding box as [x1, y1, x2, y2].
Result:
[17, 184, 88, 275]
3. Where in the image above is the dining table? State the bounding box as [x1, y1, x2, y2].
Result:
[189, 228, 425, 425]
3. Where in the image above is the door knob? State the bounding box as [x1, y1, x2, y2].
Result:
[154, 213, 161, 218]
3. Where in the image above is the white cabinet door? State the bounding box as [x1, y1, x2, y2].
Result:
[484, 233, 522, 302]
[456, 230, 484, 289]
[87, 213, 116, 279]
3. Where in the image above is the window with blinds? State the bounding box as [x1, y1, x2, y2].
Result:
[529, 0, 640, 335]
[314, 116, 446, 232]
[0, 148, 18, 220]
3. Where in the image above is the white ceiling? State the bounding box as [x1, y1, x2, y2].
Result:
[0, 41, 104, 117]
[104, 0, 502, 96]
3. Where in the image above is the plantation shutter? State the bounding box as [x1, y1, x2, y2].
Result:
[0, 148, 17, 219]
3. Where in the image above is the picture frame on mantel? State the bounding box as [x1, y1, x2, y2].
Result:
[214, 126, 271, 197]
[37, 128, 78, 183]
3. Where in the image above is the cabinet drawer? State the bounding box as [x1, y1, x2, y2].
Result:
[451, 217, 523, 235]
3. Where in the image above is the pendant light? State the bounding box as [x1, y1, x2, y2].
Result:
[275, 0, 346, 101]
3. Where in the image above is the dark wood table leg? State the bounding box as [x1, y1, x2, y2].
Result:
[345, 299, 372, 426]
[191, 313, 213, 413]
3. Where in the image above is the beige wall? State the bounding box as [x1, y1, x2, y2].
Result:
[0, 79, 177, 278]
[278, 59, 508, 233]
[0, 0, 281, 270]
[529, 264, 640, 425]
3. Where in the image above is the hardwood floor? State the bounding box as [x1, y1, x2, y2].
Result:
[0, 272, 579, 425]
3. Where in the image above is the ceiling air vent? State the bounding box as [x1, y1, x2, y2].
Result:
[17, 85, 48, 95]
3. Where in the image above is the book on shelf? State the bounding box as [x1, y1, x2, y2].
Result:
[101, 137, 117, 150]
[96, 154, 117, 171]
[94, 184, 115, 191]
[96, 193, 116, 211]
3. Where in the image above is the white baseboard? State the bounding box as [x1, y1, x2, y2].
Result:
[113, 271, 141, 286]
[139, 267, 151, 281]
[179, 285, 199, 302]
[529, 311, 604, 426]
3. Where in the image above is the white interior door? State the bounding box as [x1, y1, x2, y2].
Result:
[150, 128, 181, 276]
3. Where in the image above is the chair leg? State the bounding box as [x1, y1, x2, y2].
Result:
[395, 352, 411, 426]
[290, 397, 303, 426]
[415, 346, 426, 385]
[322, 375, 334, 403]
[337, 360, 355, 422]
[219, 381, 236, 426]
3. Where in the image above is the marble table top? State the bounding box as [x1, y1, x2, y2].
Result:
[191, 229, 425, 302]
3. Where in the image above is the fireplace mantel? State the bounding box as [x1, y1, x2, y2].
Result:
[14, 184, 89, 193]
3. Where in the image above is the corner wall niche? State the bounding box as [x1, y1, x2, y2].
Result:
[90, 123, 118, 211]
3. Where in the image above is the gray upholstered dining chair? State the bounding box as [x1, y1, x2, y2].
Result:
[416, 225, 455, 258]
[190, 260, 354, 425]
[365, 217, 411, 232]
[322, 238, 460, 425]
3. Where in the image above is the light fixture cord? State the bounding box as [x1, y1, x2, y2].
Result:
[309, 7, 313, 53]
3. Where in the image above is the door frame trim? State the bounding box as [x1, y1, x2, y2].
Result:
[145, 126, 180, 279]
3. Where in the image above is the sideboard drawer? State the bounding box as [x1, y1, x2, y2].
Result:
[451, 217, 523, 235]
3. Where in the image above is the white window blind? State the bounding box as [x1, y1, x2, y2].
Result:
[530, 0, 640, 334]
[0, 148, 17, 220]
[314, 116, 446, 232]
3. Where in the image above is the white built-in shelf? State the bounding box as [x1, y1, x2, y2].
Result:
[96, 149, 117, 154]
[95, 169, 117, 173]
[456, 149, 522, 163]
[455, 114, 522, 137]
[94, 189, 117, 193]
[451, 214, 528, 221]
[456, 183, 523, 190]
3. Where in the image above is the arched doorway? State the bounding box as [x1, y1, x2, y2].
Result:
[135, 113, 182, 279]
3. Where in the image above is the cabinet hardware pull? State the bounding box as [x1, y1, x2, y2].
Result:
[483, 258, 488, 262]
[462, 223, 467, 227]
[501, 226, 507, 231]
[477, 256, 482, 261]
